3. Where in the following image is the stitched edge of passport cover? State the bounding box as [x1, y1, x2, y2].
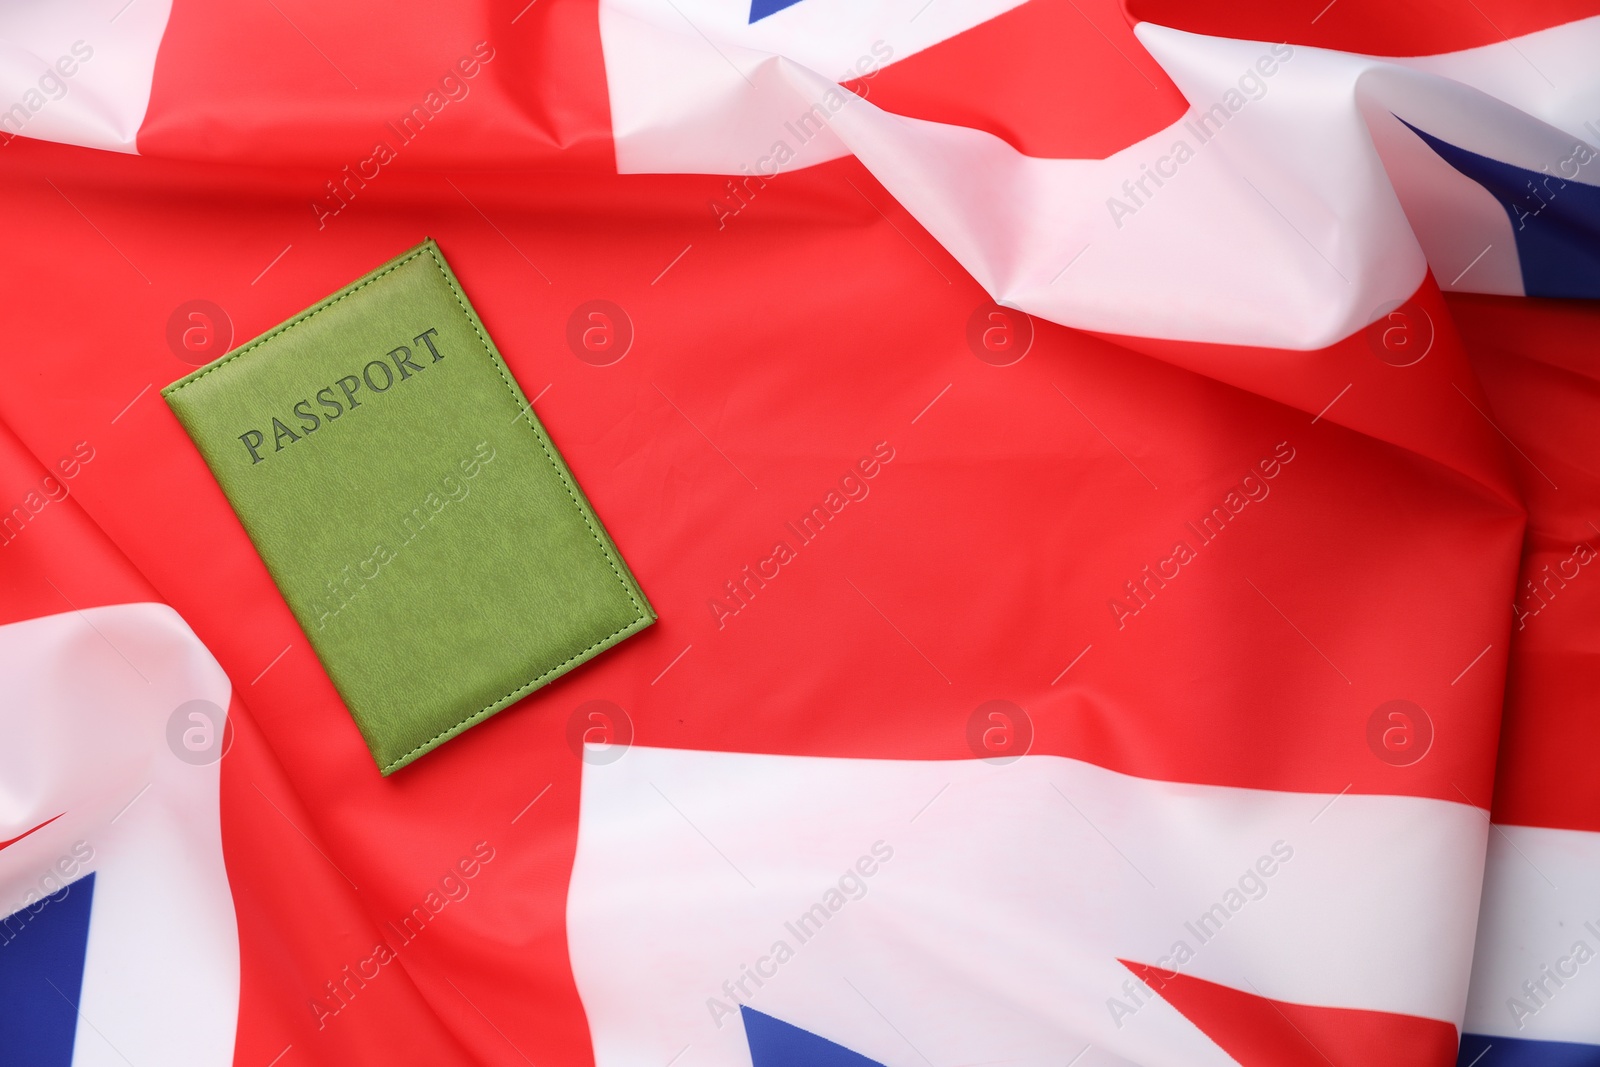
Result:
[163, 238, 655, 774]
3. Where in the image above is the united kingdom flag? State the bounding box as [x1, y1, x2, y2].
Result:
[2, 1, 1598, 1065]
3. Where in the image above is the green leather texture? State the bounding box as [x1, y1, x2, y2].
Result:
[163, 239, 654, 774]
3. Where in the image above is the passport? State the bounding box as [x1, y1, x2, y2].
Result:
[163, 239, 654, 774]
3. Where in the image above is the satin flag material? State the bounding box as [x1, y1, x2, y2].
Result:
[1, 1, 1597, 1064]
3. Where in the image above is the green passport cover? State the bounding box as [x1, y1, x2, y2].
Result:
[163, 239, 654, 774]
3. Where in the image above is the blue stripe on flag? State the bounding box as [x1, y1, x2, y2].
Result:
[1401, 120, 1600, 298]
[0, 872, 96, 1067]
[748, 0, 805, 22]
[1459, 1032, 1600, 1066]
[741, 1005, 887, 1066]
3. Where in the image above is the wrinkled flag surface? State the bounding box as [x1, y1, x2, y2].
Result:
[1, 1, 1598, 1064]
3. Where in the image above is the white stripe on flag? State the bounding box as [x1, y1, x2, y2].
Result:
[1463, 822, 1600, 1045]
[569, 745, 1485, 1067]
[0, 0, 173, 153]
[0, 603, 237, 1066]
